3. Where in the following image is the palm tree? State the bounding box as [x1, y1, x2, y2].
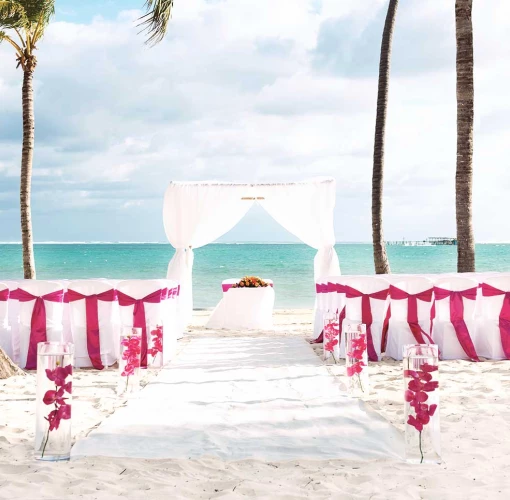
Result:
[139, 0, 174, 45]
[0, 1, 55, 279]
[455, 0, 475, 272]
[372, 0, 399, 274]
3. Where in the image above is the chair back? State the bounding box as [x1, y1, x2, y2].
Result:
[389, 276, 434, 321]
[433, 276, 478, 322]
[116, 279, 167, 328]
[344, 276, 390, 323]
[480, 275, 510, 319]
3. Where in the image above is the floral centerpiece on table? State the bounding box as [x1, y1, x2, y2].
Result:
[232, 276, 269, 288]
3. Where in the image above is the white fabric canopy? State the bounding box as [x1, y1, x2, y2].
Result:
[163, 178, 341, 328]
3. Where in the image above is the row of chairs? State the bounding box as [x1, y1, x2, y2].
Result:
[0, 279, 180, 369]
[315, 273, 510, 361]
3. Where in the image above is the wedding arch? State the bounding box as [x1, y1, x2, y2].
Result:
[163, 178, 341, 328]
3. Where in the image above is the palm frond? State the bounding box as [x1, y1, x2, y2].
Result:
[30, 0, 55, 44]
[0, 28, 23, 54]
[138, 0, 173, 46]
[0, 0, 54, 34]
[0, 0, 28, 30]
[19, 0, 54, 24]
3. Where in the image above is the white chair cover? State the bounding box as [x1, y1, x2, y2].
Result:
[327, 275, 346, 317]
[158, 279, 180, 363]
[206, 279, 275, 330]
[313, 276, 329, 337]
[432, 276, 479, 360]
[343, 276, 390, 361]
[67, 280, 120, 368]
[17, 280, 64, 369]
[117, 280, 172, 365]
[0, 282, 12, 360]
[117, 279, 169, 326]
[3, 280, 21, 363]
[477, 275, 510, 360]
[385, 277, 434, 360]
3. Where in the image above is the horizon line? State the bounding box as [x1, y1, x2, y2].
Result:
[0, 241, 507, 245]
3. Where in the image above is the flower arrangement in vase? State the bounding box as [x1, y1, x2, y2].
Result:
[147, 323, 164, 368]
[35, 342, 74, 461]
[345, 323, 369, 397]
[323, 312, 340, 363]
[118, 327, 142, 395]
[403, 344, 440, 463]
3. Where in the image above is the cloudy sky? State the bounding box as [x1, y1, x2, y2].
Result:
[0, 0, 508, 243]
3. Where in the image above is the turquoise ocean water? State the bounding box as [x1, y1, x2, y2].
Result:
[1, 243, 510, 308]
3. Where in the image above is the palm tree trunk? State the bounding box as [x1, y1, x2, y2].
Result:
[20, 68, 36, 279]
[372, 0, 399, 275]
[455, 0, 475, 273]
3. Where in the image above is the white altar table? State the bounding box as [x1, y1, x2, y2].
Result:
[206, 279, 275, 330]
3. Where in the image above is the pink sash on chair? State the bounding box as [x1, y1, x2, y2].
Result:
[433, 286, 479, 361]
[65, 289, 117, 370]
[480, 283, 510, 359]
[117, 289, 165, 368]
[10, 288, 65, 370]
[389, 286, 435, 346]
[345, 286, 390, 361]
[0, 289, 9, 301]
[311, 283, 344, 344]
[163, 286, 179, 299]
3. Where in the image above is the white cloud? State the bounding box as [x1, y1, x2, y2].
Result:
[0, 0, 509, 242]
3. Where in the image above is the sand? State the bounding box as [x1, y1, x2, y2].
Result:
[1, 309, 509, 499]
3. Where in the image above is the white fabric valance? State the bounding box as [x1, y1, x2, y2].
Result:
[163, 178, 341, 329]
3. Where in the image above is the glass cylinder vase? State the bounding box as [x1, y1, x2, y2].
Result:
[345, 323, 369, 397]
[118, 327, 142, 396]
[147, 322, 164, 369]
[403, 344, 441, 464]
[323, 311, 340, 363]
[35, 342, 74, 461]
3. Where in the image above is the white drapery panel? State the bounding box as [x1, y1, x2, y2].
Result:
[164, 183, 255, 327]
[257, 180, 340, 280]
[163, 178, 340, 329]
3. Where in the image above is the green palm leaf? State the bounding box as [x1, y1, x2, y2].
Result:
[139, 0, 174, 45]
[0, 0, 54, 30]
[0, 0, 28, 29]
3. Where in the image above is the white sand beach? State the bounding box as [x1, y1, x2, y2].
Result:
[1, 310, 509, 499]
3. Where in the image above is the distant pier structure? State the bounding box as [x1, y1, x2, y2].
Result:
[386, 237, 457, 247]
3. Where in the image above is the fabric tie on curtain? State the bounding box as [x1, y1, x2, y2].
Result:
[481, 283, 510, 359]
[433, 286, 479, 362]
[64, 289, 117, 370]
[117, 289, 165, 368]
[10, 288, 64, 370]
[0, 289, 9, 301]
[388, 286, 434, 348]
[345, 286, 390, 361]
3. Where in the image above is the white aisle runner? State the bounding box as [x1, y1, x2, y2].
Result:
[71, 337, 404, 461]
